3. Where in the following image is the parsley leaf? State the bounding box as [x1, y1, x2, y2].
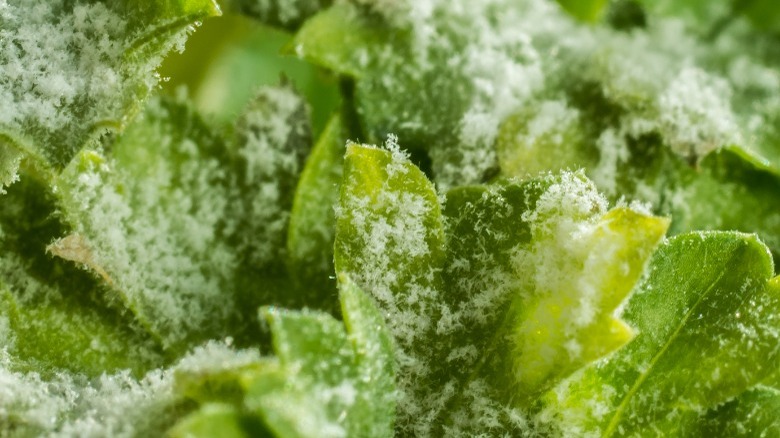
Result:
[542, 232, 780, 436]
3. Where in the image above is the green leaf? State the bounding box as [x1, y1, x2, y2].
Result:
[496, 101, 598, 179]
[286, 114, 346, 308]
[294, 2, 545, 188]
[334, 143, 446, 424]
[543, 232, 780, 436]
[230, 85, 313, 271]
[0, 0, 221, 178]
[291, 3, 390, 78]
[242, 275, 396, 438]
[556, 0, 610, 23]
[51, 87, 314, 351]
[52, 97, 238, 351]
[667, 148, 780, 261]
[335, 142, 667, 435]
[0, 174, 165, 377]
[159, 16, 341, 138]
[438, 174, 666, 434]
[498, 95, 780, 259]
[698, 386, 780, 435]
[509, 199, 669, 398]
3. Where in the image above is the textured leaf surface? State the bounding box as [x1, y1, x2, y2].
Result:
[335, 143, 667, 435]
[0, 0, 221, 185]
[698, 386, 780, 436]
[0, 174, 164, 377]
[294, 1, 545, 188]
[334, 142, 447, 435]
[243, 276, 396, 438]
[52, 88, 313, 351]
[543, 232, 780, 436]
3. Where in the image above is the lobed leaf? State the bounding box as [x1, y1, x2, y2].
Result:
[335, 142, 667, 435]
[543, 232, 780, 436]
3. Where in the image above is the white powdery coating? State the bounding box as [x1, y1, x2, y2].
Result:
[338, 0, 548, 189]
[0, 341, 259, 437]
[0, 350, 79, 436]
[0, 0, 199, 167]
[0, 354, 173, 438]
[339, 141, 447, 435]
[342, 188, 439, 350]
[521, 100, 580, 150]
[444, 379, 530, 437]
[0, 1, 125, 133]
[589, 128, 631, 197]
[175, 340, 261, 375]
[244, 0, 323, 25]
[234, 86, 310, 266]
[658, 67, 740, 157]
[513, 172, 612, 364]
[53, 370, 176, 438]
[0, 145, 22, 193]
[452, 7, 544, 188]
[65, 113, 237, 349]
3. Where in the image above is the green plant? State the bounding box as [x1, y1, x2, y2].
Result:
[1, 0, 780, 436]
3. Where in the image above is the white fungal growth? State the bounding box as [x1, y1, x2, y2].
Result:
[0, 0, 207, 168]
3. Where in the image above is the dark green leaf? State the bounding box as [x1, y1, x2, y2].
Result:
[543, 232, 780, 436]
[286, 114, 346, 308]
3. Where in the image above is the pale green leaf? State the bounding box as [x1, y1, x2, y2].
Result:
[167, 403, 252, 438]
[543, 232, 780, 436]
[291, 3, 389, 78]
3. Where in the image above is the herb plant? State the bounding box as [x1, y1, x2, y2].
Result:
[1, 0, 780, 436]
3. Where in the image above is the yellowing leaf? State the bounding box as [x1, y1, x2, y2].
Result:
[543, 232, 780, 436]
